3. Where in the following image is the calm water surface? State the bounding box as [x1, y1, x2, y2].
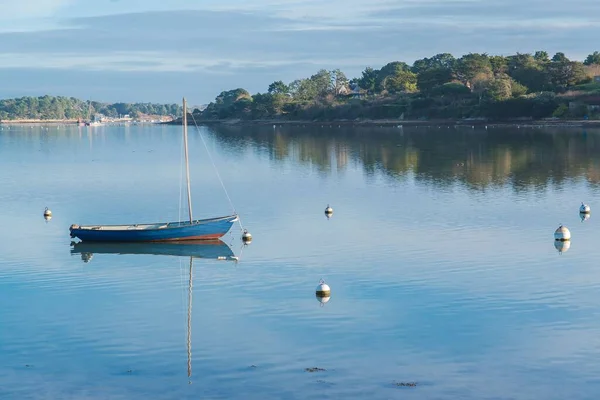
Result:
[1, 124, 600, 399]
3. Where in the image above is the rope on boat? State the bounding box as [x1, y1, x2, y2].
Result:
[189, 112, 245, 232]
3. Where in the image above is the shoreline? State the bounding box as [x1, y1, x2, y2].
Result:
[167, 118, 600, 128]
[0, 119, 160, 126]
[0, 119, 79, 125]
[3, 117, 600, 128]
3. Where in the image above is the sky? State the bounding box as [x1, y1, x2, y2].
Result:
[0, 0, 599, 104]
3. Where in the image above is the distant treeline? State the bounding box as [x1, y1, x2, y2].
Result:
[0, 96, 182, 120]
[198, 51, 600, 121]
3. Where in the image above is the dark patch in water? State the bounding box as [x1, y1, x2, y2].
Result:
[305, 367, 326, 372]
[394, 381, 418, 387]
[316, 379, 335, 386]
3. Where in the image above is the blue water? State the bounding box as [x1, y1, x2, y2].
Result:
[2, 123, 600, 399]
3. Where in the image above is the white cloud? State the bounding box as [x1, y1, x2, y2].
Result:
[0, 0, 73, 19]
[0, 51, 381, 73]
[200, 0, 401, 22]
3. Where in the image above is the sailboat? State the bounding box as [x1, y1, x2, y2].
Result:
[69, 98, 239, 242]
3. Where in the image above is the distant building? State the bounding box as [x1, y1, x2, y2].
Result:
[93, 113, 105, 122]
[348, 83, 364, 99]
[337, 85, 350, 95]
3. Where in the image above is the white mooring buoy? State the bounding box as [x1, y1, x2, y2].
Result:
[242, 229, 252, 243]
[324, 204, 333, 215]
[554, 225, 571, 241]
[43, 207, 52, 218]
[315, 279, 331, 297]
[580, 202, 591, 214]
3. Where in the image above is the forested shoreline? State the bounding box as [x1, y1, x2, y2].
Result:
[4, 51, 600, 124]
[0, 96, 182, 121]
[195, 51, 600, 122]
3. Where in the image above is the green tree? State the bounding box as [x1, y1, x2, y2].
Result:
[471, 72, 494, 103]
[310, 69, 334, 98]
[507, 53, 550, 92]
[584, 51, 600, 65]
[203, 88, 253, 119]
[511, 80, 528, 97]
[271, 93, 290, 113]
[384, 70, 417, 93]
[551, 52, 569, 63]
[290, 78, 319, 101]
[359, 67, 378, 93]
[250, 93, 275, 118]
[417, 67, 453, 93]
[268, 81, 289, 95]
[412, 53, 455, 74]
[534, 51, 550, 63]
[455, 53, 492, 88]
[376, 61, 411, 91]
[487, 77, 513, 101]
[214, 88, 251, 105]
[547, 61, 588, 87]
[490, 55, 508, 75]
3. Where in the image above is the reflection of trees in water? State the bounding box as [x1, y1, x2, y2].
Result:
[208, 125, 600, 191]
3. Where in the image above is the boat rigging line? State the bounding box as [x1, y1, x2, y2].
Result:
[188, 111, 245, 233]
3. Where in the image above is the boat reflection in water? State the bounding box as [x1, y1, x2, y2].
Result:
[70, 240, 237, 263]
[69, 239, 237, 384]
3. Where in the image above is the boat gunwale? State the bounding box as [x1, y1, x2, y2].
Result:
[70, 214, 238, 232]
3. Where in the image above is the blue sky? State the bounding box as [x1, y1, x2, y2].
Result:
[0, 0, 598, 104]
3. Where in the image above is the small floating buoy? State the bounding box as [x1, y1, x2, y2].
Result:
[315, 279, 331, 297]
[43, 207, 52, 218]
[324, 204, 333, 215]
[554, 240, 571, 254]
[579, 202, 591, 214]
[242, 229, 252, 243]
[554, 225, 571, 241]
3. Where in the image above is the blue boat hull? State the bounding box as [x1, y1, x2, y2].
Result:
[69, 215, 237, 242]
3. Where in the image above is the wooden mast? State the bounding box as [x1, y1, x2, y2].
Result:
[187, 256, 193, 383]
[183, 98, 193, 223]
